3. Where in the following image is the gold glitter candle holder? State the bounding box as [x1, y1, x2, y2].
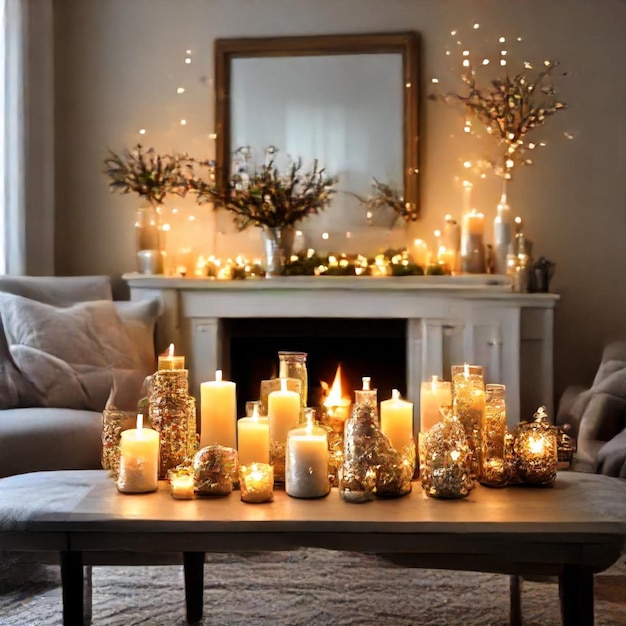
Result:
[421, 415, 473, 499]
[512, 406, 558, 486]
[319, 405, 350, 487]
[149, 369, 198, 479]
[481, 384, 508, 487]
[451, 364, 486, 480]
[193, 445, 239, 496]
[239, 463, 274, 503]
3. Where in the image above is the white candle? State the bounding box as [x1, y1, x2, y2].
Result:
[117, 414, 159, 493]
[286, 417, 329, 498]
[420, 376, 452, 431]
[268, 378, 300, 444]
[237, 404, 270, 465]
[380, 389, 414, 451]
[158, 343, 185, 371]
[170, 474, 195, 499]
[200, 370, 237, 449]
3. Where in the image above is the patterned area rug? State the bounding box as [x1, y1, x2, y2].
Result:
[0, 549, 625, 625]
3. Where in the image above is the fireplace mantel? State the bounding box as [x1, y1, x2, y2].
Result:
[123, 274, 559, 428]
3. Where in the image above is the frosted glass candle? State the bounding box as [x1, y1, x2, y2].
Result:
[380, 389, 414, 451]
[200, 370, 237, 449]
[158, 343, 185, 371]
[170, 474, 195, 499]
[117, 415, 159, 493]
[237, 405, 270, 466]
[286, 420, 329, 498]
[268, 379, 301, 443]
[419, 376, 452, 431]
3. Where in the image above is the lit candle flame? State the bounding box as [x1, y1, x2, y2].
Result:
[280, 377, 287, 392]
[167, 343, 175, 358]
[136, 413, 143, 431]
[215, 369, 223, 383]
[464, 363, 470, 378]
[528, 435, 545, 455]
[431, 374, 439, 390]
[391, 389, 400, 402]
[362, 376, 371, 391]
[251, 403, 259, 421]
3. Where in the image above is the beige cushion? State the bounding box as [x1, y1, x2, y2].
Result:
[0, 294, 145, 411]
[114, 299, 160, 375]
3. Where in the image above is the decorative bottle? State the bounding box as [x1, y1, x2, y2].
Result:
[278, 351, 308, 417]
[493, 184, 512, 275]
[149, 369, 197, 479]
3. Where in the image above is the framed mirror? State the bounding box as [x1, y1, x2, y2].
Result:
[214, 32, 420, 249]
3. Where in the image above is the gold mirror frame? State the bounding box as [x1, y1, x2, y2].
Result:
[214, 31, 420, 218]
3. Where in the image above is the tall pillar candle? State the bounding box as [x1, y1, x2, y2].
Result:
[268, 378, 301, 482]
[493, 186, 512, 275]
[380, 389, 414, 452]
[117, 414, 159, 493]
[237, 404, 270, 465]
[461, 209, 486, 273]
[419, 376, 452, 432]
[200, 370, 237, 449]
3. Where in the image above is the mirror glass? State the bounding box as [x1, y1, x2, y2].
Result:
[215, 33, 419, 255]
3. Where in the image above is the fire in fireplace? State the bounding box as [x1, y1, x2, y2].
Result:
[225, 318, 406, 417]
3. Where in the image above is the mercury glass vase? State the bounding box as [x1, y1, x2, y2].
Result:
[261, 225, 295, 277]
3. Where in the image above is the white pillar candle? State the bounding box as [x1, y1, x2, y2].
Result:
[380, 389, 414, 451]
[237, 404, 270, 465]
[200, 370, 237, 449]
[286, 418, 329, 498]
[158, 343, 185, 371]
[268, 378, 300, 444]
[419, 376, 452, 431]
[117, 414, 159, 493]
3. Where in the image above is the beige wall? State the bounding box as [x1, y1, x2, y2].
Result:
[53, 0, 626, 402]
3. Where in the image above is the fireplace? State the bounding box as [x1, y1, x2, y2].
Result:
[124, 274, 559, 427]
[225, 318, 406, 417]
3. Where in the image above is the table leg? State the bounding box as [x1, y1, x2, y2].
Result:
[559, 565, 594, 626]
[509, 575, 523, 626]
[60, 550, 84, 626]
[183, 551, 205, 624]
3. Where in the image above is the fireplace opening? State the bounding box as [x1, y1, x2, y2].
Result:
[225, 318, 407, 417]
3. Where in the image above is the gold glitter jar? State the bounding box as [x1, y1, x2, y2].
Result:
[420, 415, 473, 499]
[481, 384, 508, 487]
[239, 463, 274, 503]
[512, 406, 558, 486]
[149, 369, 198, 479]
[451, 364, 486, 479]
[193, 444, 238, 496]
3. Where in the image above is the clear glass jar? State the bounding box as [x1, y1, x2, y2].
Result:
[481, 384, 508, 487]
[278, 351, 308, 415]
[149, 369, 197, 479]
[511, 406, 558, 485]
[451, 364, 485, 480]
[353, 376, 378, 422]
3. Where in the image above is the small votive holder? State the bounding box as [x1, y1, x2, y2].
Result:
[239, 463, 274, 503]
[170, 474, 195, 500]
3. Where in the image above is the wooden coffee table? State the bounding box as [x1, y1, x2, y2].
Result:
[1, 470, 624, 626]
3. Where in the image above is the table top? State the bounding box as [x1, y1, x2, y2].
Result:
[2, 470, 625, 573]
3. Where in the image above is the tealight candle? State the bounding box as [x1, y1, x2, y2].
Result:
[239, 463, 274, 503]
[117, 414, 159, 494]
[170, 474, 195, 499]
[237, 404, 270, 465]
[380, 389, 414, 452]
[158, 343, 185, 371]
[200, 370, 237, 449]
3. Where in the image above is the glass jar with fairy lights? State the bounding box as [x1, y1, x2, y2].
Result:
[481, 383, 508, 487]
[451, 364, 486, 480]
[511, 406, 558, 486]
[149, 368, 197, 479]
